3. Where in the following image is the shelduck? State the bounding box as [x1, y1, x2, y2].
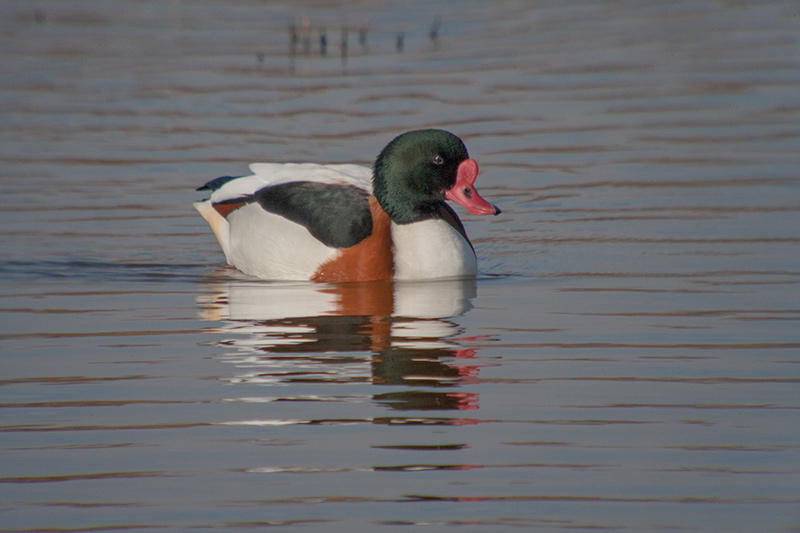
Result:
[194, 129, 500, 282]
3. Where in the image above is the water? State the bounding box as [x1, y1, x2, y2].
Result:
[1, 0, 799, 531]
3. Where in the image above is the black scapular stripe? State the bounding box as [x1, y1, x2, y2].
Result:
[255, 182, 373, 249]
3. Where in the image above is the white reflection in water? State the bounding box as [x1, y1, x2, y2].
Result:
[198, 277, 483, 412]
[202, 278, 475, 321]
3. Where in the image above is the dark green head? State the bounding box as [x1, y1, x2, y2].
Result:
[373, 129, 487, 224]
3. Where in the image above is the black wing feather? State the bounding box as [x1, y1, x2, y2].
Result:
[196, 175, 241, 192]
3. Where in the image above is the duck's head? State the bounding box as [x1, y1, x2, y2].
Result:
[372, 129, 500, 224]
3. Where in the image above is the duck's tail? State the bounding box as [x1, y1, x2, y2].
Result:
[194, 200, 232, 263]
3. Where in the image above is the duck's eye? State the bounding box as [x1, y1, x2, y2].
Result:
[432, 154, 444, 165]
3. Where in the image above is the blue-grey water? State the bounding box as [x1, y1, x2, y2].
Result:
[1, 1, 799, 531]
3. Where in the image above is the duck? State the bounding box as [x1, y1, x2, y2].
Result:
[194, 129, 500, 282]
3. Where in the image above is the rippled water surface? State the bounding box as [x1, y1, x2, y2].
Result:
[2, 0, 800, 531]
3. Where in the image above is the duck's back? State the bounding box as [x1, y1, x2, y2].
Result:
[206, 163, 372, 203]
[194, 163, 374, 280]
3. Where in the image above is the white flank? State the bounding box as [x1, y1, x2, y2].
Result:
[225, 204, 338, 280]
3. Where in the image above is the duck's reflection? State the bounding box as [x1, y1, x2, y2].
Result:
[199, 276, 482, 411]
